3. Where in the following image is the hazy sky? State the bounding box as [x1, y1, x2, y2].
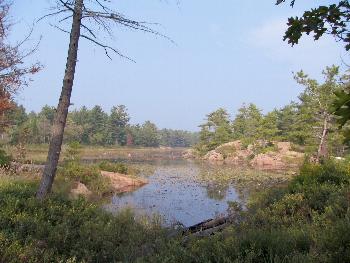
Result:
[12, 0, 346, 131]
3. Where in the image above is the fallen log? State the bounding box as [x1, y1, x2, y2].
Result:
[182, 214, 232, 237]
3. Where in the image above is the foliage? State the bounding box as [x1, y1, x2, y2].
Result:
[232, 103, 263, 141]
[129, 121, 160, 147]
[197, 66, 346, 158]
[0, 181, 166, 263]
[277, 0, 350, 51]
[0, 1, 40, 131]
[98, 161, 128, 175]
[3, 104, 198, 148]
[149, 160, 350, 262]
[197, 108, 232, 153]
[2, 160, 350, 261]
[159, 128, 198, 147]
[64, 141, 82, 163]
[108, 105, 130, 146]
[58, 162, 110, 195]
[332, 84, 350, 143]
[254, 141, 278, 154]
[0, 147, 11, 168]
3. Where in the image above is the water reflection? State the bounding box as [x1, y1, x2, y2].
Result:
[205, 183, 230, 201]
[105, 160, 241, 226]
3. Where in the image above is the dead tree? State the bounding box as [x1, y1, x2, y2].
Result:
[36, 0, 167, 199]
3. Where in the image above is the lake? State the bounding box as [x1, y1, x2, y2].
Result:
[104, 160, 282, 227]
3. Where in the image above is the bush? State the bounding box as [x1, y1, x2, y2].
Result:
[215, 144, 237, 159]
[98, 161, 128, 174]
[64, 141, 81, 163]
[0, 148, 11, 168]
[254, 141, 278, 155]
[58, 162, 110, 194]
[0, 181, 166, 263]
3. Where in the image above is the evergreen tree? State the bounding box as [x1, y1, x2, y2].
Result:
[109, 105, 130, 146]
[88, 106, 108, 145]
[261, 110, 280, 141]
[294, 66, 341, 159]
[232, 103, 263, 142]
[198, 108, 232, 151]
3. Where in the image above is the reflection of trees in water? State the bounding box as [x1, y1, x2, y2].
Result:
[198, 164, 231, 201]
[205, 183, 229, 201]
[233, 185, 251, 204]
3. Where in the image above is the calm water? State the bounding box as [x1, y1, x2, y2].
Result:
[104, 160, 242, 227]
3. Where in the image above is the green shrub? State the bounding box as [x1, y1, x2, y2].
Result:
[290, 161, 350, 192]
[64, 141, 81, 163]
[291, 143, 304, 153]
[0, 148, 11, 168]
[215, 145, 237, 159]
[98, 161, 128, 174]
[2, 159, 350, 262]
[254, 141, 278, 155]
[0, 181, 166, 263]
[58, 162, 110, 194]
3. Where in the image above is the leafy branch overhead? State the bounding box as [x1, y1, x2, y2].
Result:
[276, 0, 350, 50]
[333, 89, 350, 125]
[43, 0, 170, 60]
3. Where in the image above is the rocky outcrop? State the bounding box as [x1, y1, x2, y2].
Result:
[250, 153, 286, 170]
[182, 149, 197, 159]
[203, 150, 224, 162]
[224, 149, 253, 165]
[277, 142, 291, 154]
[70, 182, 92, 199]
[197, 140, 304, 170]
[101, 171, 148, 193]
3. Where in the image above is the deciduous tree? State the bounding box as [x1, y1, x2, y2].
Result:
[0, 0, 40, 131]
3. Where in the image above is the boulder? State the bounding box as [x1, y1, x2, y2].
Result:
[224, 156, 243, 165]
[215, 140, 242, 152]
[250, 154, 285, 170]
[276, 142, 291, 154]
[284, 151, 304, 158]
[204, 150, 224, 162]
[101, 171, 148, 193]
[70, 182, 92, 199]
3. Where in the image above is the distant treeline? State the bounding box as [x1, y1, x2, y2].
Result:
[2, 104, 199, 147]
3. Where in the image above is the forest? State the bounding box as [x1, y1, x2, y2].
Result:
[2, 104, 199, 147]
[1, 0, 350, 262]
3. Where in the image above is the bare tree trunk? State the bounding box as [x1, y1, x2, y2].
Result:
[36, 0, 83, 199]
[316, 114, 329, 162]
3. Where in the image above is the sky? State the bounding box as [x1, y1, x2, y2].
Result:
[11, 0, 347, 131]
